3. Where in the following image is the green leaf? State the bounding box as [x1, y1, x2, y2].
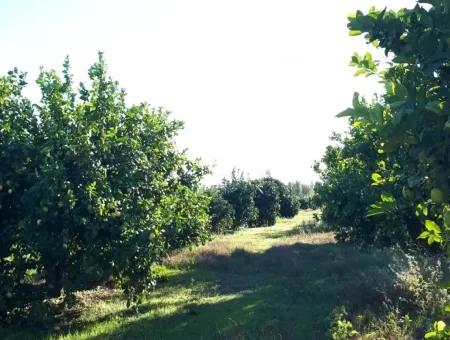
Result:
[425, 101, 445, 115]
[354, 69, 367, 77]
[349, 30, 363, 36]
[436, 321, 446, 332]
[415, 203, 428, 217]
[381, 192, 395, 203]
[395, 82, 408, 99]
[371, 173, 383, 185]
[385, 81, 395, 96]
[425, 220, 441, 234]
[352, 92, 361, 108]
[369, 104, 384, 124]
[347, 12, 357, 20]
[417, 231, 429, 239]
[336, 108, 355, 118]
[350, 53, 361, 66]
[363, 52, 376, 70]
[366, 204, 386, 217]
[424, 331, 436, 338]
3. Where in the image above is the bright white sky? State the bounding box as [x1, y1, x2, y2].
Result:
[0, 0, 417, 185]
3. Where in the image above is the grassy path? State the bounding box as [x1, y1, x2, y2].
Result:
[4, 211, 399, 339]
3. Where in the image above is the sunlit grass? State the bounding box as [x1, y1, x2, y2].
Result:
[3, 209, 435, 339]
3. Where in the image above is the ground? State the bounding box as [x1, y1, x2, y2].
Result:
[1, 211, 423, 339]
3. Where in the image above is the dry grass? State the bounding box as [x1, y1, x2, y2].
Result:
[166, 210, 333, 267]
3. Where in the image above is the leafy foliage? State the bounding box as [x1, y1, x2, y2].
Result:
[269, 178, 301, 218]
[219, 170, 259, 228]
[343, 0, 450, 247]
[279, 191, 300, 218]
[252, 178, 281, 226]
[313, 130, 415, 246]
[206, 188, 235, 233]
[325, 1, 450, 337]
[207, 172, 307, 230]
[317, 0, 450, 250]
[0, 54, 210, 321]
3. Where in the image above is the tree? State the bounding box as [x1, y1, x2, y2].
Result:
[314, 129, 415, 246]
[340, 0, 449, 246]
[265, 178, 299, 218]
[253, 178, 280, 226]
[220, 170, 259, 228]
[206, 188, 235, 233]
[338, 2, 450, 336]
[0, 54, 210, 320]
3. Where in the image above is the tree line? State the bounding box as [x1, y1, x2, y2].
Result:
[207, 170, 314, 233]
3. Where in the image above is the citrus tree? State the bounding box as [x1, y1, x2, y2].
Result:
[0, 54, 210, 321]
[339, 0, 450, 336]
[313, 128, 416, 246]
[341, 0, 449, 247]
[252, 178, 281, 226]
[220, 170, 259, 228]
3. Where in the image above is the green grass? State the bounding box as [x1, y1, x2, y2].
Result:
[0, 211, 436, 339]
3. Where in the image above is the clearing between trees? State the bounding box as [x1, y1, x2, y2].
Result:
[4, 210, 444, 339]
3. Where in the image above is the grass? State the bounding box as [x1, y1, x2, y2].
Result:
[2, 210, 447, 339]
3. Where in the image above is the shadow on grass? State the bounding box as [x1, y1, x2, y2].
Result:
[2, 242, 415, 340]
[261, 222, 331, 240]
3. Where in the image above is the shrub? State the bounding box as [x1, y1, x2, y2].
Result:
[256, 177, 303, 218]
[279, 192, 299, 218]
[0, 54, 210, 321]
[330, 307, 358, 340]
[313, 131, 417, 246]
[212, 173, 305, 229]
[327, 249, 450, 339]
[253, 178, 280, 226]
[268, 178, 299, 218]
[220, 171, 259, 228]
[207, 188, 235, 233]
[298, 198, 309, 210]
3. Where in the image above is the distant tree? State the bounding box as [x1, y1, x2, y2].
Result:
[220, 170, 259, 228]
[206, 188, 235, 233]
[287, 181, 314, 201]
[253, 178, 280, 226]
[265, 178, 299, 218]
[211, 173, 304, 229]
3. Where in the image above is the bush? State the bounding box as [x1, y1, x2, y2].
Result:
[313, 131, 417, 246]
[210, 173, 306, 229]
[279, 192, 299, 217]
[220, 171, 259, 228]
[0, 54, 210, 321]
[207, 188, 235, 233]
[265, 178, 300, 218]
[327, 250, 450, 339]
[253, 178, 280, 226]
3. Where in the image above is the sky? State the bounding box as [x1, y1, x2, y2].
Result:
[0, 0, 418, 185]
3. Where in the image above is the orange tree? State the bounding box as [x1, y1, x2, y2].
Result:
[0, 54, 210, 321]
[341, 0, 449, 248]
[339, 1, 449, 336]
